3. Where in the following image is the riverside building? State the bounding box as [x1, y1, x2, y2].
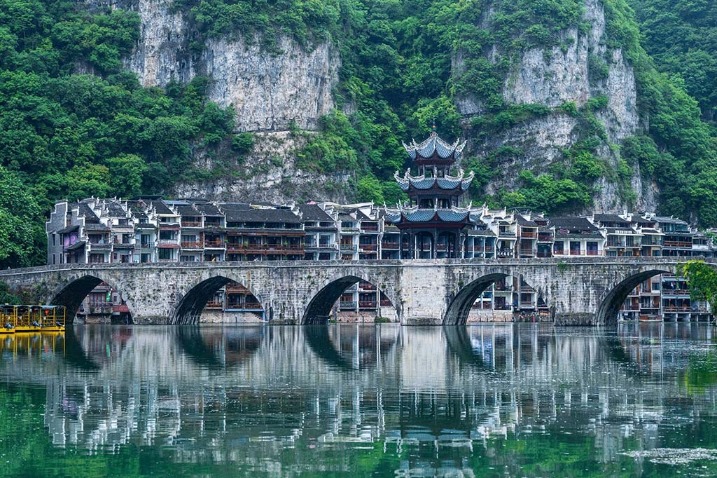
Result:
[46, 134, 715, 323]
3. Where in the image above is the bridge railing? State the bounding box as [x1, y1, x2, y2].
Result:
[0, 256, 712, 278]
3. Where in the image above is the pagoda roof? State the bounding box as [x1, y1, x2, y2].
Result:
[386, 208, 471, 225]
[402, 132, 466, 161]
[394, 170, 474, 192]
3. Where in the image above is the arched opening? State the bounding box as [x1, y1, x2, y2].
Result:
[49, 275, 131, 325]
[445, 273, 545, 326]
[444, 273, 507, 325]
[302, 276, 398, 324]
[596, 269, 669, 326]
[171, 276, 264, 325]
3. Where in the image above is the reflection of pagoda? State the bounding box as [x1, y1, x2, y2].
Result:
[386, 131, 474, 259]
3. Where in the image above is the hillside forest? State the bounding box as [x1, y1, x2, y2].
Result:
[0, 0, 716, 268]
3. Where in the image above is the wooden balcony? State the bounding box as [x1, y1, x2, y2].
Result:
[181, 241, 202, 249]
[181, 220, 202, 227]
[359, 301, 377, 309]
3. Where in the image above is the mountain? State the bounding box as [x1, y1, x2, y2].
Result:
[0, 0, 715, 267]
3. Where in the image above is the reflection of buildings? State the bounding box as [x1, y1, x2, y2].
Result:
[0, 325, 714, 473]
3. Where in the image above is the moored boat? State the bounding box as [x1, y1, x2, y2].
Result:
[0, 305, 15, 334]
[0, 305, 66, 334]
[40, 305, 66, 332]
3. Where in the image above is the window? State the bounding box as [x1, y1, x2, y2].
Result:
[159, 249, 173, 260]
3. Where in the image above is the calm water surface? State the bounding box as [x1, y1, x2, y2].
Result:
[1, 323, 717, 477]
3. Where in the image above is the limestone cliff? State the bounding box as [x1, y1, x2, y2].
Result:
[85, 0, 341, 202]
[86, 0, 653, 211]
[457, 0, 654, 213]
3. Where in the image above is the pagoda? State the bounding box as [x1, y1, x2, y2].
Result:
[386, 131, 475, 259]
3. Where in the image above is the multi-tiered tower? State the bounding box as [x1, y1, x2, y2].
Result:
[386, 131, 474, 259]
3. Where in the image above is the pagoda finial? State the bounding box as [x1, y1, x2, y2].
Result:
[431, 123, 437, 136]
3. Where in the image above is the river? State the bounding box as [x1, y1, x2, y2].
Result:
[0, 323, 716, 476]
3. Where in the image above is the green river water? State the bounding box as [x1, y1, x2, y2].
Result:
[0, 323, 716, 477]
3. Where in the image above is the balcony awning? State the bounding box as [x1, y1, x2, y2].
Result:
[57, 225, 79, 234]
[65, 240, 86, 251]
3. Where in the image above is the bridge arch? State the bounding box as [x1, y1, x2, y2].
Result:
[302, 275, 399, 325]
[170, 276, 264, 325]
[444, 273, 509, 326]
[596, 269, 670, 325]
[48, 273, 133, 325]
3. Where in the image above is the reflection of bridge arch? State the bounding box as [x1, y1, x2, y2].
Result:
[171, 276, 263, 325]
[177, 326, 264, 369]
[596, 269, 669, 326]
[48, 274, 132, 324]
[305, 324, 399, 370]
[302, 276, 399, 324]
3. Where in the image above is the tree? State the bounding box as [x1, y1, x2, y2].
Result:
[678, 260, 717, 314]
[107, 153, 147, 198]
[0, 166, 44, 268]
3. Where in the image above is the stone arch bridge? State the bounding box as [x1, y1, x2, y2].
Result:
[0, 258, 705, 326]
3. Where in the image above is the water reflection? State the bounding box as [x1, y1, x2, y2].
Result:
[1, 324, 717, 476]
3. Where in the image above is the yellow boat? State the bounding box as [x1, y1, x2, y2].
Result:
[40, 305, 66, 333]
[0, 305, 66, 334]
[14, 305, 42, 333]
[0, 305, 16, 334]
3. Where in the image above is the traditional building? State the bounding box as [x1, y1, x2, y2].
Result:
[387, 132, 474, 259]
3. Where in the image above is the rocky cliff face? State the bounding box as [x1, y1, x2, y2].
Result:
[88, 0, 651, 210]
[121, 0, 339, 132]
[172, 131, 353, 204]
[86, 0, 341, 202]
[458, 0, 653, 213]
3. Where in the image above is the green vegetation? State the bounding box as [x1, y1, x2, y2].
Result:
[631, 0, 717, 123]
[1, 0, 717, 268]
[0, 0, 242, 267]
[678, 260, 717, 314]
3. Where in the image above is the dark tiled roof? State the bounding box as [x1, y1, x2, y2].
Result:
[555, 232, 603, 239]
[468, 229, 496, 237]
[225, 206, 301, 224]
[593, 213, 630, 226]
[654, 216, 688, 225]
[126, 200, 149, 219]
[150, 200, 174, 215]
[549, 216, 599, 232]
[516, 214, 537, 227]
[175, 204, 199, 216]
[77, 202, 99, 223]
[104, 200, 126, 217]
[57, 225, 79, 234]
[298, 204, 334, 222]
[195, 203, 223, 216]
[66, 241, 86, 251]
[220, 203, 252, 222]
